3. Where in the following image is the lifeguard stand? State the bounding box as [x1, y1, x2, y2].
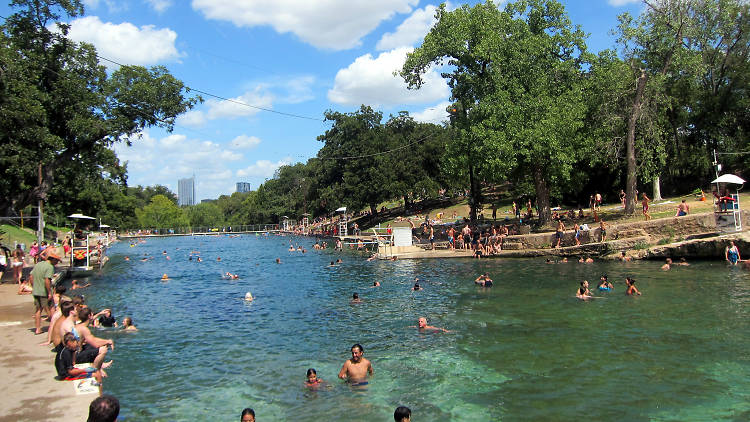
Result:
[335, 207, 348, 236]
[302, 213, 310, 230]
[281, 216, 291, 232]
[712, 174, 745, 233]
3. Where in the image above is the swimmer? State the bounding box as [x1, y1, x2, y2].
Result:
[244, 292, 254, 301]
[289, 245, 295, 252]
[474, 273, 493, 287]
[413, 317, 449, 333]
[338, 343, 373, 383]
[276, 258, 282, 264]
[161, 274, 170, 281]
[390, 256, 398, 261]
[585, 257, 594, 263]
[196, 257, 202, 262]
[329, 261, 336, 267]
[576, 280, 592, 300]
[305, 368, 324, 388]
[336, 258, 343, 264]
[71, 279, 91, 290]
[625, 277, 641, 295]
[412, 282, 422, 291]
[620, 251, 632, 262]
[661, 258, 672, 271]
[367, 253, 378, 261]
[122, 317, 137, 331]
[372, 281, 380, 287]
[124, 256, 130, 261]
[677, 257, 690, 266]
[351, 293, 362, 304]
[597, 274, 613, 290]
[561, 257, 568, 263]
[217, 257, 221, 261]
[725, 240, 740, 265]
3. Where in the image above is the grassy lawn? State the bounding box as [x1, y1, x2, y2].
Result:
[0, 224, 37, 247]
[373, 192, 746, 231]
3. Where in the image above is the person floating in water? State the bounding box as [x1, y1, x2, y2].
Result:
[411, 282, 422, 291]
[661, 258, 672, 271]
[413, 317, 449, 333]
[240, 408, 255, 422]
[625, 277, 641, 295]
[275, 258, 282, 264]
[474, 273, 493, 287]
[576, 280, 592, 300]
[338, 343, 373, 384]
[372, 281, 380, 287]
[351, 292, 362, 304]
[597, 275, 613, 291]
[161, 274, 170, 281]
[725, 240, 740, 265]
[244, 292, 254, 302]
[394, 406, 411, 422]
[71, 279, 91, 290]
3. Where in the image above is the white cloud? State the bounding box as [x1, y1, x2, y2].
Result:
[82, 0, 125, 13]
[229, 135, 261, 150]
[279, 76, 315, 104]
[145, 0, 173, 13]
[608, 0, 639, 5]
[236, 159, 290, 178]
[176, 110, 207, 128]
[206, 87, 275, 120]
[411, 101, 451, 125]
[328, 47, 449, 107]
[191, 0, 418, 50]
[114, 131, 244, 197]
[66, 16, 181, 66]
[376, 4, 438, 51]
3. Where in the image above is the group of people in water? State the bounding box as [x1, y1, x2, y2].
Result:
[575, 274, 640, 300]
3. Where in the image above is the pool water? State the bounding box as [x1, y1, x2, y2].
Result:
[79, 235, 750, 421]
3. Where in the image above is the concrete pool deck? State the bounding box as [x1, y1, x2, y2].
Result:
[0, 280, 91, 421]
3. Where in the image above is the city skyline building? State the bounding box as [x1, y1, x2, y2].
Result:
[236, 182, 252, 193]
[178, 176, 195, 206]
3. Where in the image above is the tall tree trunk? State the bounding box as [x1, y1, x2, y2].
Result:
[468, 159, 480, 224]
[652, 175, 663, 201]
[625, 70, 648, 214]
[369, 203, 377, 216]
[532, 164, 551, 226]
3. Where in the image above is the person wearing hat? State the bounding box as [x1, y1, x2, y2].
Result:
[29, 251, 60, 335]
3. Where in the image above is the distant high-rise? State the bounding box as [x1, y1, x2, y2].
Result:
[236, 182, 252, 193]
[178, 177, 195, 206]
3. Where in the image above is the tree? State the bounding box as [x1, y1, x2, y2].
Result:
[0, 0, 199, 216]
[402, 0, 589, 225]
[186, 202, 224, 228]
[135, 195, 189, 229]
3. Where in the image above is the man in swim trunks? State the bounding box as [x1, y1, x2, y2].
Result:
[599, 220, 607, 242]
[554, 220, 565, 248]
[676, 200, 689, 216]
[338, 343, 373, 384]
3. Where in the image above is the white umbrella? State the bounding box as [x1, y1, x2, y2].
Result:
[335, 207, 347, 213]
[99, 224, 110, 228]
[67, 213, 96, 220]
[711, 174, 745, 185]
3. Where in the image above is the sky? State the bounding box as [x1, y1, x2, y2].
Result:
[6, 0, 643, 201]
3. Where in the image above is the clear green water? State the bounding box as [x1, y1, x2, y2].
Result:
[80, 235, 750, 421]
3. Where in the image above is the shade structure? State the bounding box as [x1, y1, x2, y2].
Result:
[335, 207, 347, 213]
[711, 174, 746, 185]
[99, 224, 110, 228]
[67, 213, 96, 220]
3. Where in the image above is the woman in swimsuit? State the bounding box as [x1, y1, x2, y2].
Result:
[625, 277, 641, 295]
[11, 245, 24, 285]
[642, 193, 651, 220]
[725, 241, 740, 265]
[576, 280, 591, 299]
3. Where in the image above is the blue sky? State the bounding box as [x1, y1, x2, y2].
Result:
[5, 0, 642, 200]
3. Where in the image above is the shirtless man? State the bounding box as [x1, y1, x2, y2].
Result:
[676, 200, 690, 216]
[661, 258, 672, 271]
[599, 220, 607, 242]
[555, 220, 565, 248]
[74, 308, 114, 370]
[338, 344, 373, 384]
[414, 317, 449, 333]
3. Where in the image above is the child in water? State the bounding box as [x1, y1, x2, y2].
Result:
[305, 368, 323, 388]
[625, 277, 641, 296]
[122, 317, 137, 331]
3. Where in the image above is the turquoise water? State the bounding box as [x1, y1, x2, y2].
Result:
[78, 235, 750, 421]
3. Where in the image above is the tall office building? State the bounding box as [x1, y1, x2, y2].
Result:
[178, 177, 195, 206]
[236, 182, 252, 193]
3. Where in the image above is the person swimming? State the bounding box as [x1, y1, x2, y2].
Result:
[625, 277, 641, 295]
[161, 274, 169, 281]
[244, 292, 254, 301]
[597, 274, 613, 290]
[351, 292, 362, 303]
[412, 282, 422, 291]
